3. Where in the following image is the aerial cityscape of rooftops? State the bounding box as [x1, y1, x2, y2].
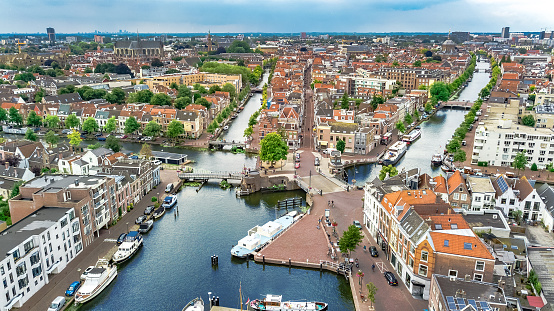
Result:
[0, 12, 554, 311]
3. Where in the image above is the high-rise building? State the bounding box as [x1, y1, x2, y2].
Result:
[501, 27, 510, 38]
[46, 27, 55, 44]
[301, 32, 307, 39]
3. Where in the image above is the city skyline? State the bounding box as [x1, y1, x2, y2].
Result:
[1, 0, 551, 34]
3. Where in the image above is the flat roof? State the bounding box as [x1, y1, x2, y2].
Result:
[435, 274, 506, 307]
[151, 151, 187, 160]
[467, 176, 495, 193]
[24, 175, 107, 191]
[527, 247, 554, 304]
[463, 212, 507, 230]
[0, 207, 70, 256]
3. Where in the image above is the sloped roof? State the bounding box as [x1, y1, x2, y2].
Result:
[447, 170, 464, 195]
[431, 230, 494, 259]
[514, 176, 534, 201]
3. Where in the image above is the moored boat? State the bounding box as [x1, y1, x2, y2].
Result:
[112, 231, 143, 264]
[75, 259, 117, 304]
[138, 219, 153, 233]
[250, 295, 328, 311]
[379, 141, 407, 166]
[431, 153, 443, 167]
[153, 207, 165, 219]
[402, 129, 421, 144]
[182, 297, 204, 311]
[162, 195, 177, 209]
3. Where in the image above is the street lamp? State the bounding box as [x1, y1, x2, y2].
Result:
[126, 222, 129, 233]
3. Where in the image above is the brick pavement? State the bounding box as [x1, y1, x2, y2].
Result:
[19, 170, 179, 311]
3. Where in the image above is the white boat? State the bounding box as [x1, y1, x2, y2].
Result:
[112, 231, 143, 264]
[223, 126, 229, 131]
[138, 219, 153, 233]
[162, 195, 177, 209]
[182, 297, 204, 311]
[231, 212, 297, 258]
[250, 295, 328, 311]
[75, 259, 117, 304]
[402, 129, 421, 144]
[153, 207, 165, 219]
[379, 141, 407, 166]
[431, 153, 443, 166]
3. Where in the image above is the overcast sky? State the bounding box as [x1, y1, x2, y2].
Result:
[1, 0, 551, 34]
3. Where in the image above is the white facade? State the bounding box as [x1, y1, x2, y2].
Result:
[363, 184, 382, 238]
[519, 189, 546, 222]
[495, 187, 519, 216]
[0, 208, 82, 311]
[467, 177, 496, 211]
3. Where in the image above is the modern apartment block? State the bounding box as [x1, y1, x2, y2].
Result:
[0, 207, 82, 311]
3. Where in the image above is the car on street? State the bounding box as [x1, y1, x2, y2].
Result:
[80, 266, 94, 280]
[384, 271, 398, 286]
[144, 205, 155, 215]
[353, 220, 362, 230]
[135, 215, 147, 224]
[165, 183, 174, 193]
[117, 233, 127, 245]
[314, 157, 320, 166]
[47, 296, 66, 311]
[65, 281, 81, 296]
[94, 133, 102, 137]
[369, 246, 379, 257]
[62, 129, 72, 134]
[295, 162, 300, 169]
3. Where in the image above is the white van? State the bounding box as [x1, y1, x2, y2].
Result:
[47, 296, 66, 311]
[165, 183, 174, 193]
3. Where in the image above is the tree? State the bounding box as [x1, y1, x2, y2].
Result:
[453, 150, 466, 163]
[166, 120, 184, 141]
[127, 90, 153, 103]
[114, 63, 132, 75]
[208, 85, 221, 94]
[10, 181, 24, 199]
[104, 88, 126, 104]
[104, 116, 117, 133]
[222, 83, 236, 99]
[259, 132, 288, 164]
[366, 283, 378, 307]
[404, 113, 413, 125]
[379, 165, 399, 180]
[340, 93, 349, 109]
[512, 151, 528, 175]
[84, 67, 93, 73]
[45, 115, 60, 129]
[531, 163, 538, 171]
[521, 114, 535, 127]
[150, 93, 172, 106]
[82, 117, 99, 133]
[140, 143, 153, 159]
[413, 110, 419, 121]
[193, 83, 208, 94]
[195, 97, 212, 109]
[26, 111, 42, 127]
[105, 135, 121, 152]
[227, 40, 252, 53]
[338, 225, 364, 256]
[336, 139, 346, 153]
[24, 128, 37, 141]
[244, 125, 253, 138]
[124, 116, 141, 135]
[68, 130, 82, 149]
[430, 81, 450, 102]
[65, 114, 80, 129]
[143, 121, 162, 137]
[528, 94, 536, 102]
[370, 95, 384, 111]
[177, 85, 192, 99]
[45, 130, 59, 148]
[395, 120, 405, 133]
[425, 102, 433, 113]
[392, 60, 400, 67]
[446, 138, 461, 153]
[169, 82, 179, 90]
[8, 107, 22, 125]
[413, 60, 422, 67]
[0, 109, 6, 124]
[14, 72, 35, 82]
[518, 47, 527, 55]
[512, 210, 523, 225]
[174, 97, 191, 109]
[151, 58, 163, 67]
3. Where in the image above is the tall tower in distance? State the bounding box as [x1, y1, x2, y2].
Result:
[501, 27, 510, 38]
[207, 31, 212, 52]
[46, 27, 56, 44]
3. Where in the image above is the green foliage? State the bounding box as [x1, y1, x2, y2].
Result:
[45, 130, 59, 147]
[338, 225, 364, 255]
[82, 117, 99, 133]
[195, 97, 212, 109]
[151, 58, 163, 67]
[446, 138, 461, 153]
[430, 81, 450, 102]
[454, 150, 466, 162]
[143, 121, 162, 137]
[127, 90, 154, 103]
[26, 111, 42, 127]
[103, 116, 117, 133]
[366, 282, 378, 306]
[379, 165, 399, 180]
[87, 142, 101, 150]
[0, 200, 11, 226]
[227, 40, 252, 53]
[336, 139, 346, 153]
[150, 93, 172, 106]
[166, 120, 184, 140]
[404, 113, 413, 125]
[174, 97, 191, 109]
[172, 56, 183, 62]
[105, 135, 121, 152]
[200, 62, 253, 84]
[165, 69, 180, 74]
[413, 60, 422, 67]
[531, 163, 538, 171]
[340, 93, 350, 109]
[10, 181, 24, 199]
[395, 120, 405, 133]
[8, 107, 22, 125]
[248, 111, 260, 126]
[0, 109, 7, 123]
[24, 128, 37, 141]
[521, 114, 535, 127]
[14, 72, 35, 82]
[177, 85, 192, 99]
[425, 102, 433, 113]
[371, 95, 384, 111]
[243, 125, 253, 137]
[259, 133, 288, 163]
[140, 143, 153, 159]
[65, 114, 80, 128]
[413, 109, 419, 121]
[68, 130, 82, 148]
[124, 116, 141, 134]
[45, 115, 60, 129]
[104, 88, 126, 104]
[512, 151, 528, 171]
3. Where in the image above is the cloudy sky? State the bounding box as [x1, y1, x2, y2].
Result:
[1, 0, 551, 34]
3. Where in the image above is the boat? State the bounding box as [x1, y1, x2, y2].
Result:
[250, 295, 328, 311]
[112, 231, 143, 264]
[431, 153, 443, 166]
[162, 195, 177, 209]
[379, 141, 407, 166]
[138, 219, 153, 233]
[182, 297, 204, 311]
[223, 126, 229, 131]
[231, 212, 297, 258]
[75, 259, 117, 304]
[402, 129, 421, 144]
[153, 207, 165, 219]
[231, 114, 238, 119]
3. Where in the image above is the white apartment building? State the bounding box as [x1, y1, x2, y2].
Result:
[0, 207, 82, 311]
[466, 176, 496, 211]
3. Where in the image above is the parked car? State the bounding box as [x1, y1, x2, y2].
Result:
[117, 233, 127, 245]
[94, 133, 102, 137]
[122, 135, 128, 139]
[369, 246, 379, 257]
[314, 157, 320, 166]
[34, 127, 41, 132]
[47, 296, 66, 311]
[144, 205, 155, 215]
[97, 136, 106, 141]
[135, 215, 147, 224]
[62, 129, 72, 134]
[65, 281, 81, 296]
[165, 183, 174, 193]
[353, 220, 362, 230]
[384, 271, 398, 286]
[152, 160, 162, 166]
[80, 266, 94, 280]
[295, 162, 300, 169]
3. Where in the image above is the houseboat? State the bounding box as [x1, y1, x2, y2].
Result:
[379, 141, 407, 166]
[182, 297, 204, 311]
[402, 128, 421, 144]
[112, 231, 143, 264]
[250, 295, 328, 311]
[431, 153, 443, 166]
[75, 259, 117, 304]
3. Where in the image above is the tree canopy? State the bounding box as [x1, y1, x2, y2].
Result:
[227, 40, 252, 53]
[65, 114, 80, 128]
[151, 93, 172, 106]
[166, 120, 184, 140]
[512, 151, 528, 172]
[336, 139, 346, 153]
[338, 225, 364, 255]
[395, 120, 405, 133]
[104, 116, 117, 133]
[430, 81, 450, 102]
[521, 114, 535, 127]
[143, 121, 162, 137]
[259, 133, 288, 163]
[379, 165, 399, 180]
[8, 107, 22, 125]
[68, 130, 82, 148]
[45, 130, 59, 148]
[105, 135, 121, 152]
[26, 111, 42, 127]
[82, 117, 99, 133]
[127, 90, 154, 103]
[124, 116, 141, 134]
[45, 115, 60, 129]
[24, 128, 37, 141]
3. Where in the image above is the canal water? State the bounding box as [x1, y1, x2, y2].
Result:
[79, 73, 355, 310]
[346, 59, 491, 185]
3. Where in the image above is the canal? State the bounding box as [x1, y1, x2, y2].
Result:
[79, 73, 355, 310]
[346, 59, 491, 185]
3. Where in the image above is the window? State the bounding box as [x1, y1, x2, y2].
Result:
[444, 240, 449, 247]
[475, 196, 481, 202]
[464, 243, 472, 250]
[501, 198, 507, 204]
[448, 270, 458, 277]
[409, 257, 414, 268]
[509, 199, 515, 205]
[12, 250, 20, 262]
[15, 263, 26, 277]
[453, 193, 459, 200]
[475, 261, 485, 271]
[474, 274, 483, 282]
[461, 194, 467, 201]
[421, 251, 428, 262]
[418, 264, 428, 277]
[31, 266, 42, 278]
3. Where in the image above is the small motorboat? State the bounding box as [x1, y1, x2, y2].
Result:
[138, 219, 153, 233]
[431, 153, 443, 167]
[182, 297, 204, 311]
[223, 126, 229, 131]
[162, 196, 177, 209]
[112, 231, 143, 264]
[153, 207, 165, 219]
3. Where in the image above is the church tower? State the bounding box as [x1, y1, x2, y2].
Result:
[207, 31, 212, 52]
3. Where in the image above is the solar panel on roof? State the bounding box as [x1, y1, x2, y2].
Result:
[448, 302, 457, 310]
[468, 299, 477, 308]
[446, 296, 455, 303]
[480, 301, 489, 308]
[497, 175, 509, 193]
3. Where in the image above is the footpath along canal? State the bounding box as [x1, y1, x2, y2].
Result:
[345, 59, 491, 184]
[80, 72, 355, 310]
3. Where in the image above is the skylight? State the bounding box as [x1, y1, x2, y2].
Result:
[463, 242, 472, 250]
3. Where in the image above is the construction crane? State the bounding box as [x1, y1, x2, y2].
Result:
[16, 39, 26, 54]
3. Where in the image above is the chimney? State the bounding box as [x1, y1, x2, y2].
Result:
[4, 162, 8, 170]
[59, 153, 62, 160]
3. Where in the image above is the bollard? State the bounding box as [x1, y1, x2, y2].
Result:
[320, 263, 322, 271]
[289, 258, 291, 268]
[263, 255, 265, 265]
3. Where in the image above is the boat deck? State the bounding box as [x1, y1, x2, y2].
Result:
[231, 215, 295, 258]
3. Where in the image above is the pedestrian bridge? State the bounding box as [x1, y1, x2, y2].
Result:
[178, 171, 243, 181]
[208, 140, 247, 149]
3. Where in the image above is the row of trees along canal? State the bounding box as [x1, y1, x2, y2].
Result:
[244, 58, 278, 139]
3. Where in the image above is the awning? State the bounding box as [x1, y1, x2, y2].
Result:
[527, 296, 545, 308]
[411, 280, 425, 286]
[319, 141, 328, 146]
